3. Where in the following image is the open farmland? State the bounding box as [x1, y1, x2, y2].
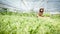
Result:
[0, 11, 60, 34]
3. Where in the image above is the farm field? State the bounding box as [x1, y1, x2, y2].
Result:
[0, 11, 60, 34]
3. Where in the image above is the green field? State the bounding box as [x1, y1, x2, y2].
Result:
[0, 11, 60, 34]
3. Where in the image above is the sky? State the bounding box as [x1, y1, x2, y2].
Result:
[0, 0, 60, 12]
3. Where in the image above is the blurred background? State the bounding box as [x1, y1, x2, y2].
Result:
[0, 0, 60, 14]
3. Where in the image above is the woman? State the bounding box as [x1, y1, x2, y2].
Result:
[37, 8, 44, 17]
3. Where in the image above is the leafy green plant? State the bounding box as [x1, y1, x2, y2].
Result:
[0, 11, 60, 34]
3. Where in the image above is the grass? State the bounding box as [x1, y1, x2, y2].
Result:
[0, 11, 60, 34]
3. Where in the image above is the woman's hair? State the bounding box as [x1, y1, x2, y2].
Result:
[39, 8, 44, 12]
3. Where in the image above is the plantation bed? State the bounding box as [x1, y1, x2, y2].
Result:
[0, 12, 60, 34]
